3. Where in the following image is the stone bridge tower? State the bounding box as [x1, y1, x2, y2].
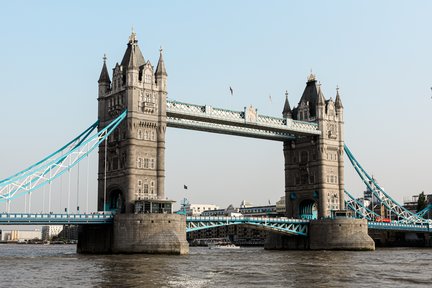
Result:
[283, 74, 344, 219]
[97, 31, 168, 214]
[266, 74, 373, 250]
[78, 32, 188, 255]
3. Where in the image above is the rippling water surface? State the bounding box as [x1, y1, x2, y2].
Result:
[0, 244, 431, 287]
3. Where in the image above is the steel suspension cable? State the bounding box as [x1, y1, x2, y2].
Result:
[67, 156, 71, 214]
[345, 144, 429, 224]
[48, 167, 52, 213]
[104, 136, 108, 213]
[86, 151, 89, 214]
[76, 162, 80, 212]
[0, 110, 126, 205]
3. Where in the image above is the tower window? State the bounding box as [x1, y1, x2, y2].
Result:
[145, 73, 152, 84]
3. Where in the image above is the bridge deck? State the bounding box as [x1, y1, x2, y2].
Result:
[0, 213, 113, 225]
[0, 214, 429, 233]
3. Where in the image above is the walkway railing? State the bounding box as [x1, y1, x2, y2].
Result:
[0, 213, 114, 225]
[0, 213, 429, 234]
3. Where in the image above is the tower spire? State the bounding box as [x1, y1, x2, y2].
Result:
[155, 46, 167, 77]
[335, 85, 343, 109]
[98, 54, 111, 84]
[282, 90, 292, 119]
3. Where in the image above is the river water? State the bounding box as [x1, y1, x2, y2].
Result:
[0, 245, 431, 287]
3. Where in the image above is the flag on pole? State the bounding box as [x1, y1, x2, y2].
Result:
[229, 86, 233, 96]
[184, 185, 188, 190]
[269, 94, 272, 103]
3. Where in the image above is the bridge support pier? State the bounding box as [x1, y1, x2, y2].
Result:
[309, 218, 374, 250]
[265, 218, 375, 251]
[77, 214, 189, 254]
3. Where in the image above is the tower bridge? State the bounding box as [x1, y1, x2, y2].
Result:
[1, 31, 431, 253]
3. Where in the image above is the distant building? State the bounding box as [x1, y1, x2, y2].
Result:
[201, 202, 277, 217]
[239, 200, 253, 208]
[403, 193, 432, 219]
[185, 204, 219, 216]
[57, 225, 79, 241]
[1, 229, 41, 242]
[42, 225, 63, 241]
[276, 196, 286, 215]
[189, 200, 284, 245]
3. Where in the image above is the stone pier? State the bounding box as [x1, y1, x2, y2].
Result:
[78, 214, 189, 254]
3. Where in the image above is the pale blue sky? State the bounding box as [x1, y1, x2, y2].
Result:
[1, 0, 431, 213]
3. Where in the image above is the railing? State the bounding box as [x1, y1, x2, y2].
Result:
[368, 221, 430, 232]
[0, 213, 114, 225]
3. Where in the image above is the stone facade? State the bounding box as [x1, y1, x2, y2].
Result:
[112, 214, 189, 254]
[97, 31, 168, 213]
[283, 74, 344, 218]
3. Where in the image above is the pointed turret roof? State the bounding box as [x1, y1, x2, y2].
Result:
[120, 31, 145, 69]
[98, 54, 111, 83]
[317, 83, 326, 105]
[282, 90, 292, 118]
[296, 73, 323, 117]
[335, 86, 343, 108]
[155, 47, 167, 77]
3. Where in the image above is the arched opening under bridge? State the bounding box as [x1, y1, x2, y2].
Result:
[299, 199, 317, 220]
[108, 189, 125, 213]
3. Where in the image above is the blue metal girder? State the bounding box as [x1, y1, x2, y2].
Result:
[345, 190, 380, 220]
[186, 216, 309, 236]
[0, 110, 127, 203]
[0, 213, 114, 225]
[368, 221, 430, 232]
[344, 144, 431, 225]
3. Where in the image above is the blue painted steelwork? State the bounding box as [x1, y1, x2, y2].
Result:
[368, 222, 430, 232]
[0, 111, 127, 203]
[186, 216, 309, 236]
[0, 213, 428, 234]
[345, 145, 431, 225]
[0, 213, 113, 225]
[345, 190, 380, 220]
[416, 204, 432, 218]
[166, 100, 320, 141]
[0, 122, 98, 185]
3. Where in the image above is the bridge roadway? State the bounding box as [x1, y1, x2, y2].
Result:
[0, 214, 430, 234]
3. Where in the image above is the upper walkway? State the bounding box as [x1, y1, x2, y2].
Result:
[166, 100, 321, 141]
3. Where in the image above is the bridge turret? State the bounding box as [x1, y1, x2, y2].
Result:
[98, 54, 111, 97]
[155, 47, 167, 92]
[335, 86, 343, 121]
[282, 90, 292, 119]
[122, 30, 144, 88]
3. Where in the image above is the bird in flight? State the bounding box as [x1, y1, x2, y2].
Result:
[229, 86, 233, 96]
